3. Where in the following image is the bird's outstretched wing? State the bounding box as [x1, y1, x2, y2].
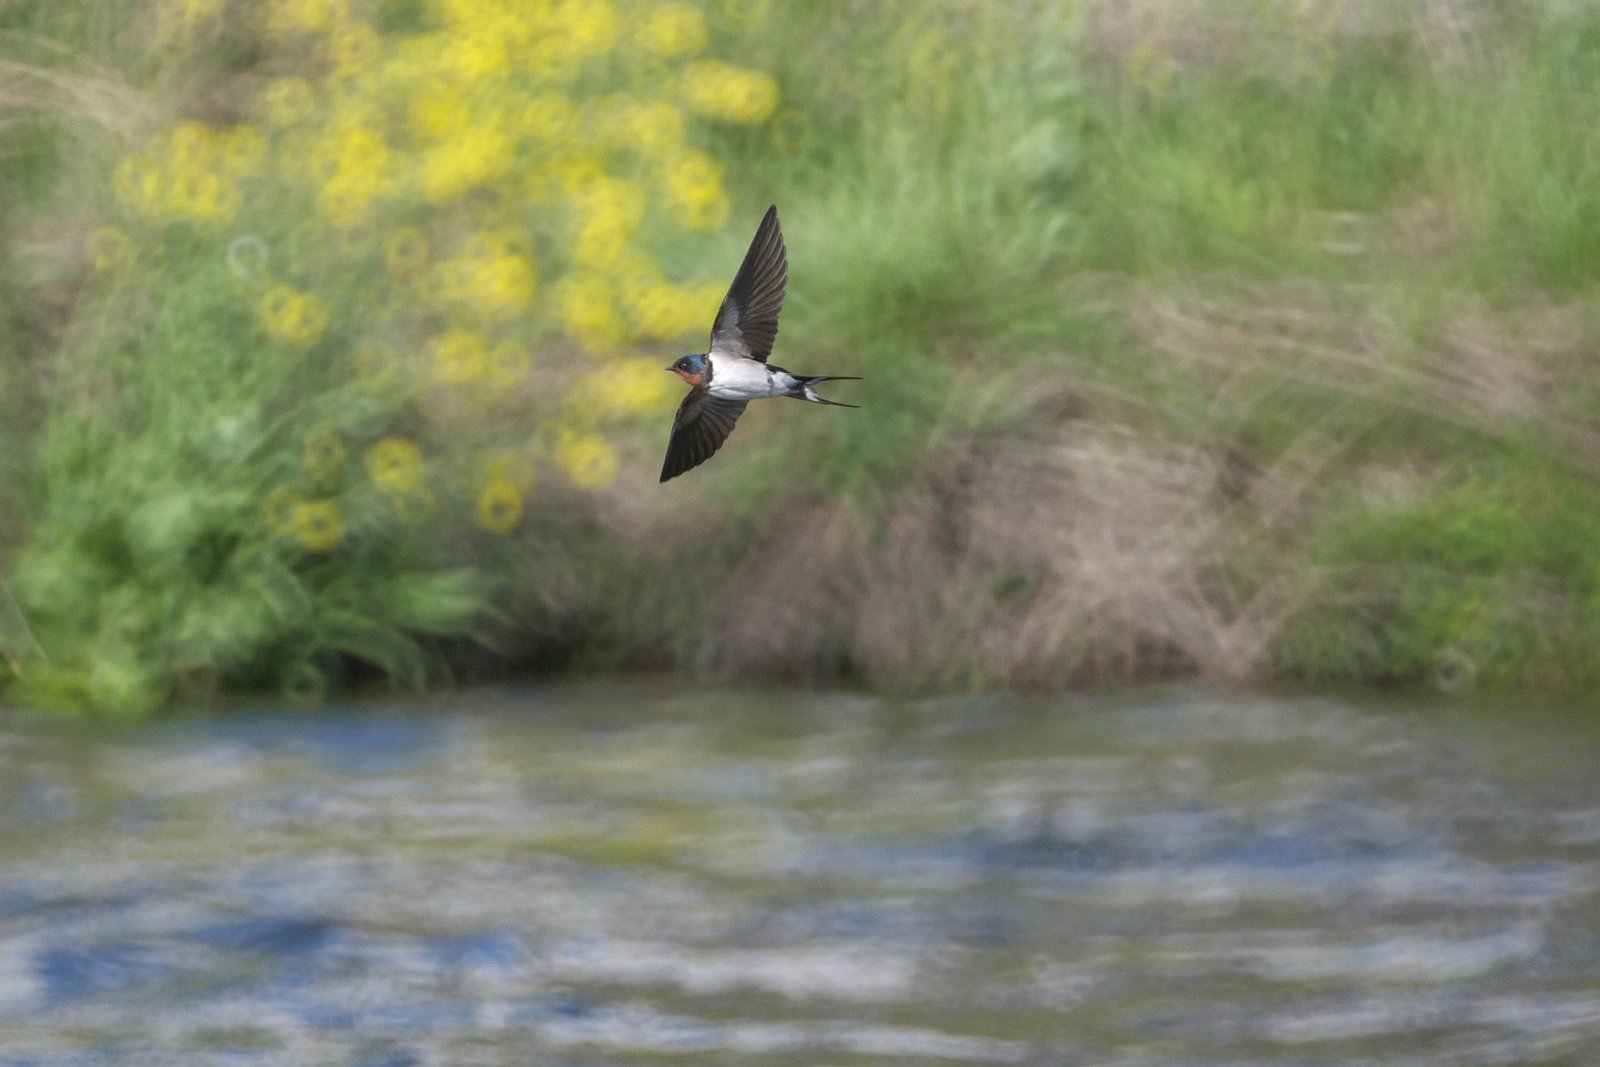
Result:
[660, 392, 749, 482]
[708, 204, 787, 363]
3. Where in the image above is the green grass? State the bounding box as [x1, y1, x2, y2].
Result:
[6, 0, 1600, 710]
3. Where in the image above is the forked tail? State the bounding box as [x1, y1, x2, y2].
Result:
[791, 374, 862, 408]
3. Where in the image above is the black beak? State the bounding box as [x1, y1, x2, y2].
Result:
[664, 365, 674, 372]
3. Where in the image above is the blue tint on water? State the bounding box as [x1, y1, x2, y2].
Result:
[1, 687, 1598, 1064]
[36, 944, 172, 1003]
[188, 916, 338, 955]
[157, 708, 445, 774]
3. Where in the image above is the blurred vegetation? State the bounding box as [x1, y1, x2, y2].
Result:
[4, 0, 1600, 713]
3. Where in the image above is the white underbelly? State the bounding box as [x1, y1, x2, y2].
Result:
[708, 356, 792, 400]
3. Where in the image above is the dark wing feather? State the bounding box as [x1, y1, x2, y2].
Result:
[708, 204, 787, 363]
[660, 392, 749, 482]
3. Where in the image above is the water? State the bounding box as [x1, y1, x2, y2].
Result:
[1, 685, 1597, 1065]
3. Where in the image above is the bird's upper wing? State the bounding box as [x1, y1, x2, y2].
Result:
[660, 391, 749, 482]
[708, 204, 787, 363]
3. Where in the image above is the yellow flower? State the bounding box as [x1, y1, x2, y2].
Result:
[261, 77, 317, 127]
[313, 122, 394, 226]
[680, 61, 780, 125]
[291, 498, 344, 552]
[258, 286, 331, 347]
[430, 328, 490, 382]
[608, 100, 686, 157]
[555, 431, 619, 490]
[680, 190, 730, 231]
[304, 431, 347, 481]
[324, 123, 391, 176]
[558, 0, 622, 59]
[166, 170, 241, 224]
[87, 227, 133, 272]
[440, 23, 511, 81]
[570, 175, 645, 268]
[665, 147, 729, 197]
[420, 126, 514, 202]
[662, 149, 728, 230]
[112, 154, 162, 211]
[263, 486, 302, 533]
[634, 2, 708, 57]
[166, 120, 219, 166]
[365, 436, 425, 492]
[476, 478, 523, 534]
[437, 234, 538, 320]
[542, 153, 608, 199]
[408, 89, 472, 143]
[574, 357, 677, 417]
[623, 280, 709, 340]
[513, 93, 579, 146]
[318, 169, 385, 227]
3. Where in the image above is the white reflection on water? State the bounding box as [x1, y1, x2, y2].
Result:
[0, 685, 1597, 1065]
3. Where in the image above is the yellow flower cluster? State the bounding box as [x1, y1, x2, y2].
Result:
[365, 437, 438, 527]
[366, 437, 425, 492]
[680, 61, 780, 125]
[292, 499, 344, 553]
[258, 286, 332, 348]
[476, 479, 524, 534]
[314, 120, 395, 227]
[135, 0, 787, 525]
[114, 121, 262, 225]
[554, 431, 620, 491]
[433, 233, 538, 322]
[635, 2, 708, 57]
[263, 487, 344, 553]
[661, 149, 730, 230]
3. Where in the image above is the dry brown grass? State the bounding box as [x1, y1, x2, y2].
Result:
[653, 268, 1600, 692]
[701, 409, 1332, 690]
[1131, 280, 1600, 474]
[1080, 0, 1498, 76]
[0, 35, 152, 137]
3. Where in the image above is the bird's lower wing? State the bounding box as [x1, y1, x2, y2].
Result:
[660, 392, 748, 482]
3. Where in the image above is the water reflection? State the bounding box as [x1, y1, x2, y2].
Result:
[0, 687, 1597, 1063]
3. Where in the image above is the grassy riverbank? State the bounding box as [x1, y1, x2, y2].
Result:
[5, 0, 1600, 711]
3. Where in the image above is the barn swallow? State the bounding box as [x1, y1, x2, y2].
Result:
[660, 205, 859, 482]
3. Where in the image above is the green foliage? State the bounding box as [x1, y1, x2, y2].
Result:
[8, 0, 1600, 708]
[1279, 462, 1600, 688]
[0, 0, 783, 712]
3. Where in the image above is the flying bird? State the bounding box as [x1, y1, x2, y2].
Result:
[660, 205, 859, 482]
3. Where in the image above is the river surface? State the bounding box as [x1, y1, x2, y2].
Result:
[0, 685, 1597, 1065]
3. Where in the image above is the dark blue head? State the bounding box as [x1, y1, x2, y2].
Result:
[667, 353, 709, 387]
